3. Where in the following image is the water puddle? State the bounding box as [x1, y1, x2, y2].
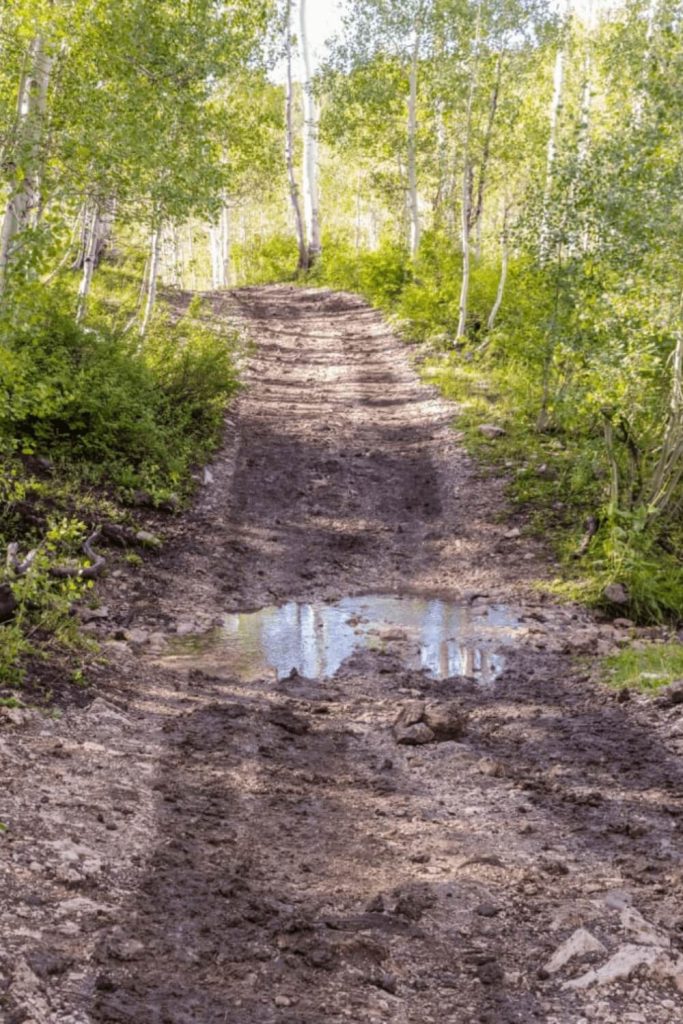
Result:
[160, 595, 523, 684]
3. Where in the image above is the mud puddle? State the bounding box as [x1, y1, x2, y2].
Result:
[159, 594, 522, 683]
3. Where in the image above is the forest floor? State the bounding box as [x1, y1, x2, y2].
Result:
[1, 286, 683, 1024]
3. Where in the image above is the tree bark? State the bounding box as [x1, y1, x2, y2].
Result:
[539, 3, 570, 259]
[473, 50, 503, 261]
[407, 27, 421, 257]
[299, 0, 322, 266]
[76, 202, 100, 322]
[456, 0, 483, 340]
[139, 227, 161, 338]
[487, 202, 509, 331]
[0, 36, 53, 293]
[285, 0, 308, 271]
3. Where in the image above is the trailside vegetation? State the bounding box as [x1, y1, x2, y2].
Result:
[243, 0, 683, 624]
[0, 0, 275, 688]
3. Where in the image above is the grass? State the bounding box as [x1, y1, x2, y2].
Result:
[602, 643, 683, 694]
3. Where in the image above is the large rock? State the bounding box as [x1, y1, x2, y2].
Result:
[563, 944, 659, 990]
[394, 722, 435, 745]
[544, 928, 606, 975]
[423, 702, 467, 740]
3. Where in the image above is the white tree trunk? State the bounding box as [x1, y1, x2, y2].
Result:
[299, 0, 321, 265]
[285, 0, 307, 271]
[473, 50, 503, 261]
[139, 228, 161, 338]
[407, 28, 421, 257]
[219, 203, 231, 286]
[456, 1, 482, 339]
[0, 36, 53, 292]
[539, 2, 571, 258]
[487, 203, 510, 331]
[76, 203, 100, 322]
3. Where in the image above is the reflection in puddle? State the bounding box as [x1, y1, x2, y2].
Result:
[162, 595, 522, 684]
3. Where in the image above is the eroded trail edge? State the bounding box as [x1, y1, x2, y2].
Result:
[1, 286, 682, 1024]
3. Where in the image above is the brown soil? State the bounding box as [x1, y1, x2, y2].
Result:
[1, 286, 682, 1024]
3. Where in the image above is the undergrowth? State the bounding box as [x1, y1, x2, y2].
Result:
[602, 644, 683, 693]
[0, 256, 241, 693]
[310, 231, 683, 626]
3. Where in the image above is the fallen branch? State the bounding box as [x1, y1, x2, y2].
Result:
[49, 530, 106, 579]
[573, 515, 599, 559]
[6, 543, 39, 575]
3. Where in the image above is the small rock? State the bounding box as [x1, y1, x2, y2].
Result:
[108, 937, 144, 962]
[656, 679, 683, 706]
[563, 944, 659, 990]
[613, 618, 635, 629]
[477, 960, 504, 985]
[135, 530, 161, 548]
[274, 995, 291, 1007]
[147, 632, 168, 652]
[123, 628, 149, 646]
[504, 528, 521, 539]
[81, 606, 110, 623]
[544, 928, 606, 975]
[620, 907, 670, 948]
[203, 467, 215, 485]
[479, 424, 506, 439]
[394, 722, 435, 746]
[603, 583, 630, 606]
[475, 902, 501, 918]
[175, 621, 199, 637]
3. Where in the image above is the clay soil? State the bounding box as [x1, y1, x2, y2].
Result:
[1, 286, 682, 1024]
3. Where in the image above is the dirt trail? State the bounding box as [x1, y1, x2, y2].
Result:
[1, 286, 682, 1024]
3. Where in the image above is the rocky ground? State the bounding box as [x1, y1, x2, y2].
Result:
[1, 285, 682, 1023]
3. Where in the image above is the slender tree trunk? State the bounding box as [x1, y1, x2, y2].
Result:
[0, 36, 53, 293]
[76, 203, 100, 322]
[540, 2, 571, 259]
[487, 202, 510, 331]
[407, 28, 421, 257]
[219, 202, 231, 286]
[299, 0, 321, 266]
[41, 204, 84, 284]
[209, 225, 221, 288]
[473, 50, 503, 261]
[139, 228, 161, 338]
[284, 0, 307, 271]
[456, 1, 483, 340]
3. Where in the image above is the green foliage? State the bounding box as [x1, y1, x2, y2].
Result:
[0, 287, 239, 496]
[231, 233, 300, 285]
[602, 643, 683, 694]
[316, 233, 409, 308]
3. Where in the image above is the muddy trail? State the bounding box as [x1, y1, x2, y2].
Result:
[2, 286, 683, 1024]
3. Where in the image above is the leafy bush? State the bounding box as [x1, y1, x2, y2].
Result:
[0, 289, 239, 497]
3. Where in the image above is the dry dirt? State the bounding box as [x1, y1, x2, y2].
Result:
[1, 286, 683, 1024]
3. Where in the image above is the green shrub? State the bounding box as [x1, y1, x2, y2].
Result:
[0, 289, 239, 497]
